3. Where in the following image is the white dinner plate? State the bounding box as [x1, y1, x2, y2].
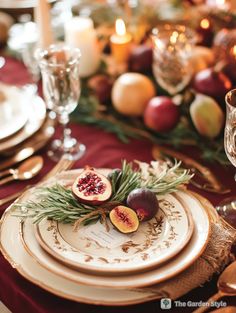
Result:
[0, 84, 29, 141]
[35, 191, 194, 274]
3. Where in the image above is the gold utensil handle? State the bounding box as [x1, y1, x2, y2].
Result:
[193, 291, 223, 313]
[0, 168, 12, 179]
[152, 145, 227, 193]
[0, 157, 75, 206]
[0, 175, 14, 186]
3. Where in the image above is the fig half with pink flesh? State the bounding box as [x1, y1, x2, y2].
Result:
[109, 206, 139, 234]
[127, 188, 159, 221]
[72, 166, 112, 205]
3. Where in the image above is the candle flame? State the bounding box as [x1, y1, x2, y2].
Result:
[216, 0, 225, 6]
[232, 45, 236, 57]
[116, 18, 126, 36]
[170, 31, 179, 44]
[200, 19, 210, 29]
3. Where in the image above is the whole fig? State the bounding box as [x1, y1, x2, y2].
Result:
[127, 188, 159, 221]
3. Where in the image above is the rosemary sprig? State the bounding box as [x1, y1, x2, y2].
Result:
[13, 160, 192, 226]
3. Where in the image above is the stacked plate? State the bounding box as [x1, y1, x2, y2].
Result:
[0, 170, 212, 306]
[0, 83, 54, 156]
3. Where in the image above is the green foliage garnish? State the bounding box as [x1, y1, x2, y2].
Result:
[13, 160, 192, 227]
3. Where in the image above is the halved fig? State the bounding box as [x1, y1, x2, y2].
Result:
[109, 205, 139, 234]
[72, 166, 112, 205]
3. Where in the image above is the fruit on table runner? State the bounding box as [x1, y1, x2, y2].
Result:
[144, 96, 180, 132]
[72, 166, 112, 205]
[109, 205, 139, 233]
[190, 93, 224, 139]
[188, 46, 214, 74]
[128, 45, 153, 73]
[127, 188, 159, 221]
[111, 73, 156, 116]
[192, 67, 232, 102]
[88, 74, 113, 104]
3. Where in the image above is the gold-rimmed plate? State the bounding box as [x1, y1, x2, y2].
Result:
[35, 190, 194, 275]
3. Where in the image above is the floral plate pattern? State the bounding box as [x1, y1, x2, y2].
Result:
[34, 170, 194, 274]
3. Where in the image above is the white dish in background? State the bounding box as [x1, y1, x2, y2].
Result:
[0, 87, 46, 153]
[0, 84, 29, 141]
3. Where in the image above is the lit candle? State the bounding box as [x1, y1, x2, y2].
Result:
[34, 0, 53, 48]
[64, 17, 100, 78]
[197, 18, 214, 47]
[110, 19, 132, 63]
[231, 45, 236, 59]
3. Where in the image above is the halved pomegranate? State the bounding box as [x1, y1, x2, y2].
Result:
[72, 166, 112, 205]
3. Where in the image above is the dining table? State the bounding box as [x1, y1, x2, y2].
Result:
[0, 55, 236, 313]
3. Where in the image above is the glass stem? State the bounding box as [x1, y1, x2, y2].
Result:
[58, 113, 72, 149]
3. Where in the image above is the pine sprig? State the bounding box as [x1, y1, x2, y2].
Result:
[13, 160, 192, 226]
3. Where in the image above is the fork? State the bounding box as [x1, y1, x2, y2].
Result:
[0, 156, 75, 206]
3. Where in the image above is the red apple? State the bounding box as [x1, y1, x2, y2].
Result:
[192, 67, 232, 102]
[144, 96, 180, 132]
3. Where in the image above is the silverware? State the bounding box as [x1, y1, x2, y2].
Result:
[193, 261, 236, 313]
[0, 156, 43, 186]
[0, 114, 55, 171]
[0, 156, 74, 206]
[152, 145, 231, 194]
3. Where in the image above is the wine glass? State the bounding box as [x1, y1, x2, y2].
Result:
[216, 88, 236, 229]
[151, 24, 196, 95]
[36, 43, 86, 161]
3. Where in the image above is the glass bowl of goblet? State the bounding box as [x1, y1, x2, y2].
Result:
[151, 24, 196, 95]
[36, 43, 85, 161]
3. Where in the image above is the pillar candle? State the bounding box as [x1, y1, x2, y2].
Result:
[64, 17, 100, 78]
[110, 18, 132, 63]
[34, 0, 53, 48]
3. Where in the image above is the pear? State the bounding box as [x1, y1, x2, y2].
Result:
[190, 94, 224, 139]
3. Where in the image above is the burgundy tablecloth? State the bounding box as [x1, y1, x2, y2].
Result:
[0, 57, 235, 313]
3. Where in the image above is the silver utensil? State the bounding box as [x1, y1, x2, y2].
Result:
[0, 156, 43, 186]
[0, 156, 74, 206]
[193, 261, 236, 313]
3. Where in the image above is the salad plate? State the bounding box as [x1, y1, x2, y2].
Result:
[35, 190, 194, 274]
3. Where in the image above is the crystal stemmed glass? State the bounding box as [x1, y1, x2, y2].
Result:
[216, 89, 236, 229]
[36, 43, 86, 161]
[151, 24, 196, 95]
